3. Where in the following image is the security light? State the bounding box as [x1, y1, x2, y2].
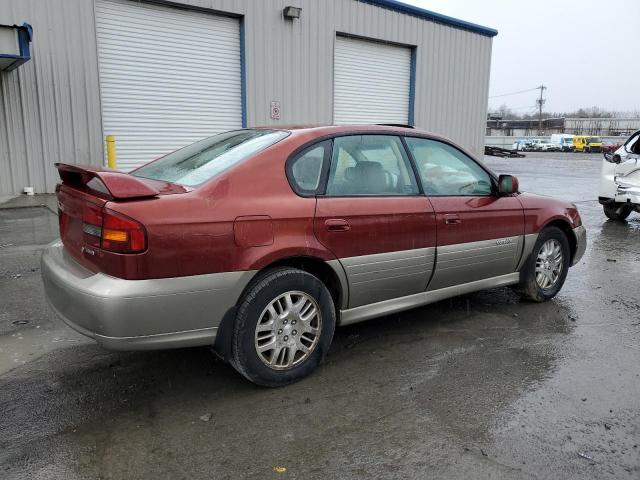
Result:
[283, 6, 301, 19]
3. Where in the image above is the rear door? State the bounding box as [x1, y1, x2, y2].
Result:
[404, 137, 525, 290]
[313, 135, 437, 308]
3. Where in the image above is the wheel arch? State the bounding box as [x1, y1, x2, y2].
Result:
[542, 219, 577, 262]
[213, 256, 347, 361]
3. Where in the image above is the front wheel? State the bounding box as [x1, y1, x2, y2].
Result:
[603, 203, 632, 221]
[518, 226, 570, 302]
[230, 268, 335, 387]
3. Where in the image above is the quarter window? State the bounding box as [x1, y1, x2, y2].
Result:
[405, 138, 493, 196]
[325, 135, 419, 196]
[288, 143, 327, 194]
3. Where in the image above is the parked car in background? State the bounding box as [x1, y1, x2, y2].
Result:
[599, 130, 640, 220]
[601, 139, 622, 153]
[41, 125, 586, 386]
[573, 135, 603, 153]
[535, 140, 559, 152]
[550, 134, 575, 152]
[512, 139, 534, 151]
[526, 138, 544, 151]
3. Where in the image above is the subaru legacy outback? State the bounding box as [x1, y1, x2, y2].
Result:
[42, 125, 586, 386]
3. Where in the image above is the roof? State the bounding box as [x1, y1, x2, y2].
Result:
[258, 124, 420, 134]
[272, 124, 454, 143]
[359, 0, 498, 37]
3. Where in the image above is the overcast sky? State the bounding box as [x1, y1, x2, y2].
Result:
[405, 0, 640, 114]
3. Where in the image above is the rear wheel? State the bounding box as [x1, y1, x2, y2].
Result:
[230, 268, 335, 387]
[603, 202, 633, 221]
[518, 226, 570, 302]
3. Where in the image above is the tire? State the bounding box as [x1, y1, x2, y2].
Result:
[230, 267, 335, 387]
[603, 202, 632, 221]
[518, 226, 570, 302]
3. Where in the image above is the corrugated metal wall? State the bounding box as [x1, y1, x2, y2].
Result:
[0, 0, 493, 194]
[0, 0, 103, 196]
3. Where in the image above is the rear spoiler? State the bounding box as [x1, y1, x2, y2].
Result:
[55, 163, 160, 200]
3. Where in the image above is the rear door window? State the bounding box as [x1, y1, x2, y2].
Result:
[325, 135, 419, 196]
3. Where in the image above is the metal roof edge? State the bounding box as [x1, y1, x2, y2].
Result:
[357, 0, 498, 37]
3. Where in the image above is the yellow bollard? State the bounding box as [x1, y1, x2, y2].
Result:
[106, 135, 117, 169]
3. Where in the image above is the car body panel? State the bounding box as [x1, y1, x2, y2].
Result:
[314, 196, 437, 308]
[42, 239, 256, 349]
[428, 235, 524, 290]
[340, 272, 521, 326]
[339, 247, 436, 308]
[426, 195, 525, 289]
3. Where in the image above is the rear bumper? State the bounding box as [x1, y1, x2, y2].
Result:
[571, 225, 587, 266]
[41, 240, 256, 350]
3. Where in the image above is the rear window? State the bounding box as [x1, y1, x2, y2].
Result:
[132, 129, 289, 187]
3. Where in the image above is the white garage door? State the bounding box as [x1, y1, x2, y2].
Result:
[95, 0, 242, 171]
[333, 36, 412, 125]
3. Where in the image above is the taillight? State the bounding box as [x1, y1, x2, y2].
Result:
[101, 209, 147, 253]
[82, 203, 103, 247]
[81, 205, 146, 254]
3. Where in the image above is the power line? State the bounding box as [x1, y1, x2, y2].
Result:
[489, 87, 539, 99]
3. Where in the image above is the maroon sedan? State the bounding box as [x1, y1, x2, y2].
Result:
[42, 125, 586, 386]
[601, 140, 622, 154]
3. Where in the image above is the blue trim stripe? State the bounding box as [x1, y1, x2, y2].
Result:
[239, 17, 247, 128]
[358, 0, 498, 37]
[408, 47, 416, 126]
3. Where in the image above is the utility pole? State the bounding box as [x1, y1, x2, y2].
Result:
[536, 85, 546, 135]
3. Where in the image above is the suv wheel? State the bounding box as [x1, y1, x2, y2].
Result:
[230, 268, 335, 387]
[518, 226, 570, 302]
[603, 202, 632, 221]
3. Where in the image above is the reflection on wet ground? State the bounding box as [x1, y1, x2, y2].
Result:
[1, 153, 638, 479]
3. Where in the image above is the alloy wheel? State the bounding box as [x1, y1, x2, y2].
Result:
[535, 239, 564, 289]
[254, 291, 322, 370]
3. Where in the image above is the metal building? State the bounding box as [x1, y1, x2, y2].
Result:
[0, 0, 496, 195]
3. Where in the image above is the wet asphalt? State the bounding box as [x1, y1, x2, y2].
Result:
[0, 152, 638, 479]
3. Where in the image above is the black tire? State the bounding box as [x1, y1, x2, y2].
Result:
[603, 203, 632, 221]
[230, 267, 335, 387]
[518, 226, 570, 302]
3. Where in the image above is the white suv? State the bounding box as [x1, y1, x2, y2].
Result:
[599, 130, 640, 220]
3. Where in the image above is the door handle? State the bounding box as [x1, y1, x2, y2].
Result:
[325, 218, 351, 232]
[444, 214, 461, 225]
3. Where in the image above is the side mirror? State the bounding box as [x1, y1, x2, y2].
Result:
[498, 174, 519, 195]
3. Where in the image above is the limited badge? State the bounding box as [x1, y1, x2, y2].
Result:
[496, 238, 513, 246]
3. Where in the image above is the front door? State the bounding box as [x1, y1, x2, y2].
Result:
[314, 135, 437, 308]
[404, 137, 525, 290]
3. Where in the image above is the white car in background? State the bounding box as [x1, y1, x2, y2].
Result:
[599, 130, 640, 220]
[535, 140, 558, 152]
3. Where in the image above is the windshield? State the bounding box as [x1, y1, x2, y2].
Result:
[587, 137, 601, 144]
[132, 130, 289, 186]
